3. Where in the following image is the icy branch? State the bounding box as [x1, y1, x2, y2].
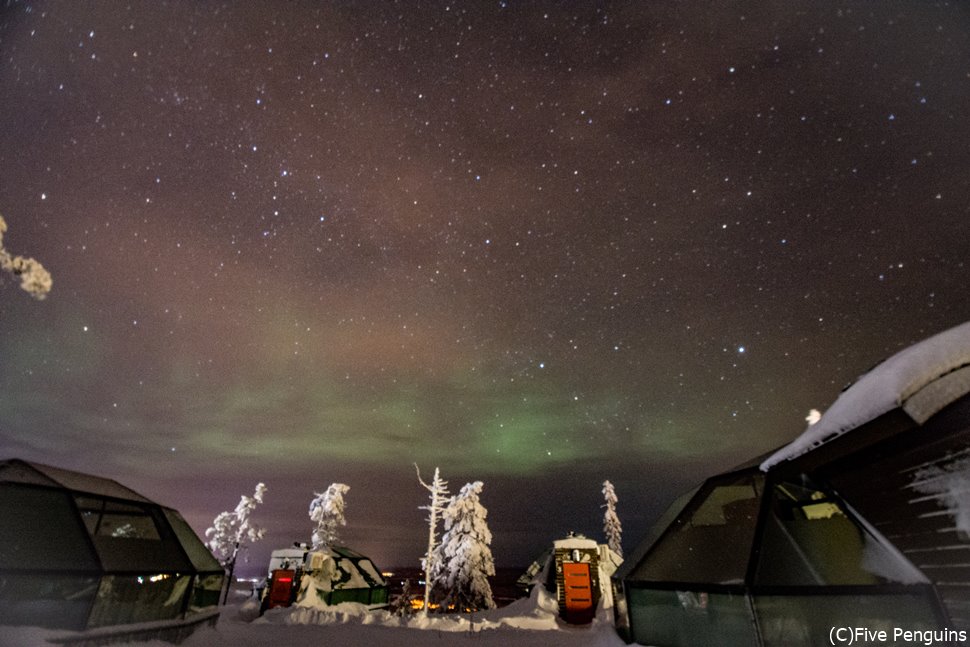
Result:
[0, 215, 52, 300]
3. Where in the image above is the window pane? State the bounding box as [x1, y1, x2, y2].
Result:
[90, 507, 195, 572]
[627, 587, 757, 647]
[97, 512, 160, 540]
[0, 486, 98, 570]
[755, 593, 940, 647]
[74, 495, 162, 541]
[79, 509, 100, 535]
[73, 495, 104, 511]
[631, 474, 762, 584]
[87, 574, 190, 627]
[0, 573, 99, 630]
[163, 509, 223, 573]
[188, 574, 225, 613]
[756, 481, 922, 586]
[104, 500, 150, 514]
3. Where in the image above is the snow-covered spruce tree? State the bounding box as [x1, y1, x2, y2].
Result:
[0, 215, 52, 300]
[415, 464, 449, 614]
[430, 481, 495, 612]
[309, 483, 350, 549]
[602, 479, 623, 557]
[206, 482, 267, 603]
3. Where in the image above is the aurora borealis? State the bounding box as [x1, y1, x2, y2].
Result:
[2, 1, 970, 569]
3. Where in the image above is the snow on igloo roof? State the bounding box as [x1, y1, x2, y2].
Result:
[761, 320, 970, 472]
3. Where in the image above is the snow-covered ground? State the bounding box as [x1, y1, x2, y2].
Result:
[2, 586, 627, 647]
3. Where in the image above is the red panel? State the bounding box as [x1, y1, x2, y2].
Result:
[267, 569, 296, 608]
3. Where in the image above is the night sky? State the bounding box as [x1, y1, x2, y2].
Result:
[2, 1, 970, 572]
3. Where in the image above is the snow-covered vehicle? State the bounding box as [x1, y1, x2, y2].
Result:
[518, 533, 622, 625]
[261, 544, 389, 612]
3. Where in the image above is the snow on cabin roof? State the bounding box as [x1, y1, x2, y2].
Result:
[761, 320, 970, 472]
[552, 534, 600, 550]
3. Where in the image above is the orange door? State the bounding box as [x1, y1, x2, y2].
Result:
[562, 562, 593, 622]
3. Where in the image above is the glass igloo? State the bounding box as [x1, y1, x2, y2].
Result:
[0, 459, 224, 632]
[618, 321, 970, 646]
